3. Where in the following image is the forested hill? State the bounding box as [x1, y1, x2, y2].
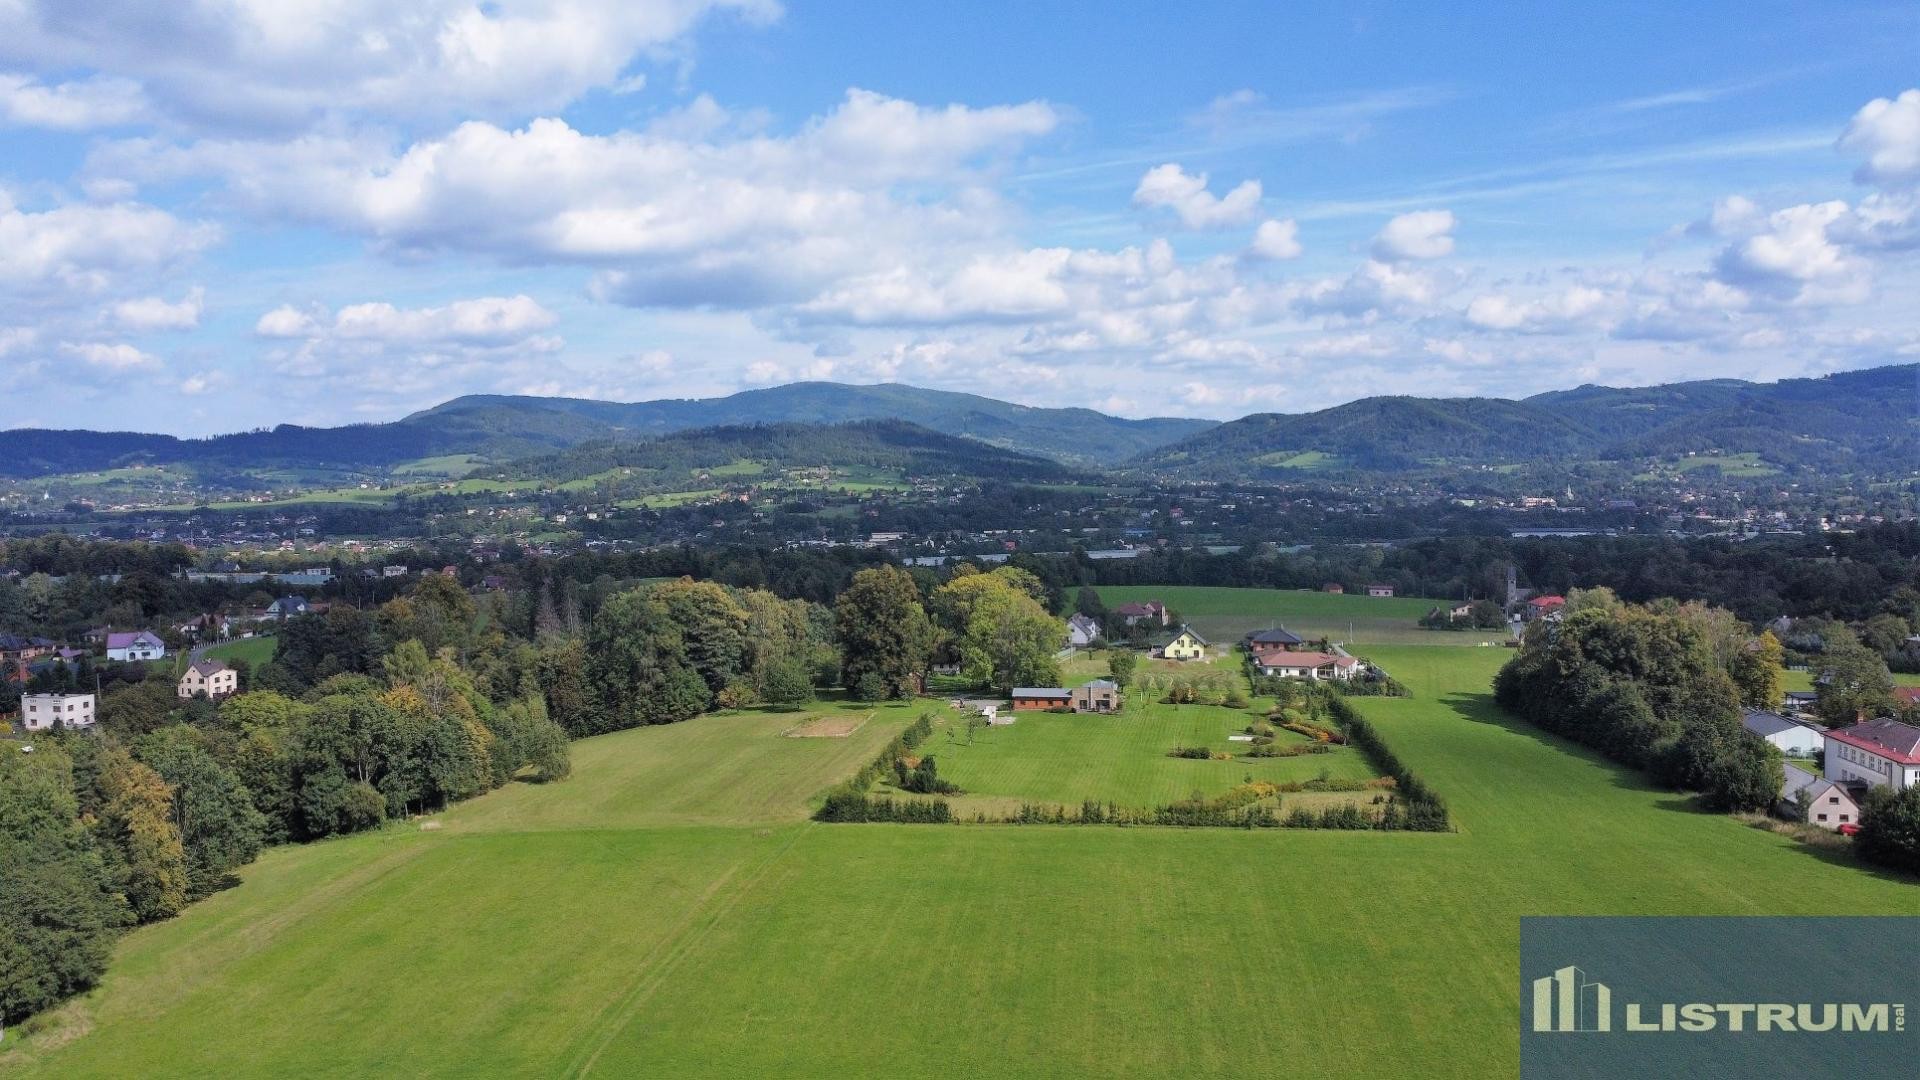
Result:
[1135, 362, 1920, 478]
[0, 382, 1212, 478]
[409, 382, 1215, 466]
[499, 419, 1080, 485]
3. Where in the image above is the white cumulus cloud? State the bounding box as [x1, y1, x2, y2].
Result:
[1247, 218, 1303, 260]
[64, 341, 161, 370]
[1132, 163, 1262, 229]
[0, 0, 780, 131]
[0, 73, 149, 129]
[109, 286, 205, 331]
[1838, 88, 1920, 187]
[1371, 209, 1456, 261]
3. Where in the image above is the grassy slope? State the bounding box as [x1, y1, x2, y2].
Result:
[9, 634, 1918, 1077]
[1098, 584, 1510, 645]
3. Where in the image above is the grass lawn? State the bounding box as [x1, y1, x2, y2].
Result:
[1781, 666, 1920, 692]
[904, 698, 1376, 813]
[1097, 584, 1509, 645]
[201, 636, 277, 668]
[9, 643, 1918, 1078]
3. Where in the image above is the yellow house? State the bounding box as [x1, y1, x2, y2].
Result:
[1155, 625, 1209, 662]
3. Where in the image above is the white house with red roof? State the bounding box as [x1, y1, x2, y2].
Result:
[1824, 717, 1920, 793]
[1251, 650, 1360, 681]
[1523, 595, 1566, 621]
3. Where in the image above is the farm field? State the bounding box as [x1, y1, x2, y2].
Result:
[1097, 584, 1510, 645]
[906, 699, 1377, 813]
[8, 637, 1917, 1078]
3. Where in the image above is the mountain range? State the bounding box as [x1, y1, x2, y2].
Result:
[1137, 363, 1920, 478]
[1, 364, 1914, 483]
[0, 383, 1209, 477]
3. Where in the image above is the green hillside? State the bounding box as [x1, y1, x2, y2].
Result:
[0, 383, 1213, 478]
[7, 633, 1913, 1078]
[1137, 362, 1920, 479]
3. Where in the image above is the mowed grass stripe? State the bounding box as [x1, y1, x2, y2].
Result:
[444, 699, 918, 832]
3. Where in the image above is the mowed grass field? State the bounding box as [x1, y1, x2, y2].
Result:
[1097, 584, 1509, 645]
[201, 636, 277, 668]
[8, 627, 1918, 1077]
[905, 699, 1377, 813]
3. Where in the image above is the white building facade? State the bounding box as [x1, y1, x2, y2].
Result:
[21, 692, 96, 731]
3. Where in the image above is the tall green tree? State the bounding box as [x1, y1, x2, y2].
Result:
[585, 589, 711, 728]
[943, 578, 1062, 694]
[0, 745, 129, 1024]
[97, 752, 189, 922]
[1727, 629, 1785, 711]
[649, 578, 749, 695]
[136, 729, 266, 899]
[834, 566, 935, 701]
[1814, 631, 1897, 726]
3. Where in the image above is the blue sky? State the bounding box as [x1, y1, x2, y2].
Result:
[0, 1, 1915, 435]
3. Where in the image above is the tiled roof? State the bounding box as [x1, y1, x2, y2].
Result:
[1828, 718, 1920, 766]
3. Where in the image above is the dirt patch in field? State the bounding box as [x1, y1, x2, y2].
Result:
[784, 714, 869, 738]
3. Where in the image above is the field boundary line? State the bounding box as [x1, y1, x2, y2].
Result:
[564, 823, 817, 1077]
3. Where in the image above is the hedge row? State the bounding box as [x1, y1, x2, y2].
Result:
[815, 792, 952, 823]
[1323, 696, 1452, 831]
[813, 711, 941, 821]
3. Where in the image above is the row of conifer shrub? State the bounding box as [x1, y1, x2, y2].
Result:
[1322, 696, 1452, 831]
[813, 711, 950, 821]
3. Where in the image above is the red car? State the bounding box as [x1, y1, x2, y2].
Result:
[1837, 823, 1861, 837]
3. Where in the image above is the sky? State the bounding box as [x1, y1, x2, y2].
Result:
[0, 2, 1916, 436]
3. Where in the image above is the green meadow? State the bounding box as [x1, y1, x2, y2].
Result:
[6, 624, 1916, 1078]
[1097, 584, 1509, 645]
[201, 636, 278, 668]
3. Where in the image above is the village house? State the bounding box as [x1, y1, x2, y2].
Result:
[1366, 584, 1395, 598]
[1321, 583, 1345, 594]
[1244, 627, 1304, 651]
[1523, 595, 1566, 621]
[1152, 625, 1208, 661]
[1066, 612, 1102, 648]
[0, 633, 57, 663]
[1741, 710, 1825, 758]
[1113, 600, 1170, 628]
[178, 659, 240, 701]
[1011, 687, 1073, 711]
[1252, 651, 1359, 681]
[1782, 690, 1820, 715]
[20, 692, 96, 731]
[267, 596, 310, 620]
[1071, 679, 1122, 713]
[1780, 763, 1863, 831]
[1824, 717, 1920, 793]
[105, 630, 166, 662]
